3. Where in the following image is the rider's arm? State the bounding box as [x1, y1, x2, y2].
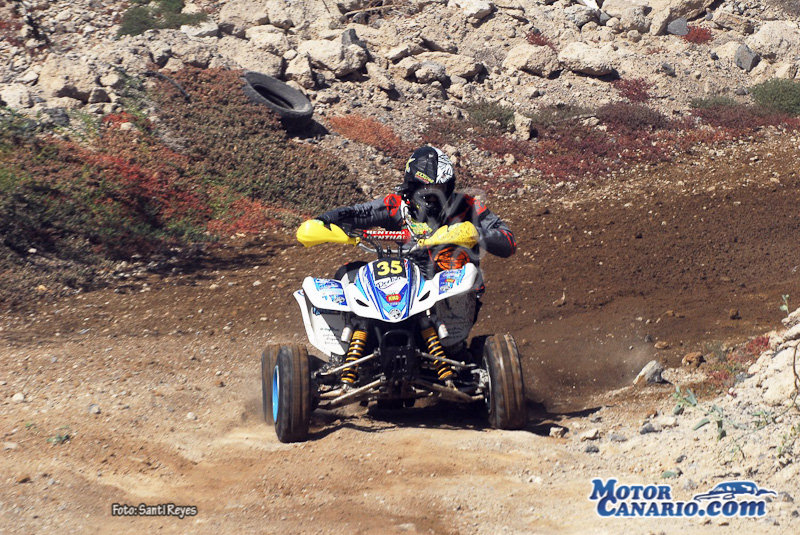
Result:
[316, 194, 403, 229]
[475, 209, 517, 258]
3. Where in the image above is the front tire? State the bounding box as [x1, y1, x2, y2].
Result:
[273, 344, 312, 443]
[261, 345, 279, 425]
[483, 334, 527, 430]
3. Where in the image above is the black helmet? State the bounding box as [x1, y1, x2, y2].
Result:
[400, 146, 455, 225]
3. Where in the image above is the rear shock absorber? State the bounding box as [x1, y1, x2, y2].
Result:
[421, 326, 454, 381]
[342, 330, 368, 385]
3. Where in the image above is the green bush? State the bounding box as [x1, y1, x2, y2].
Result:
[118, 0, 207, 37]
[465, 100, 515, 132]
[689, 96, 738, 109]
[750, 79, 800, 116]
[527, 105, 592, 129]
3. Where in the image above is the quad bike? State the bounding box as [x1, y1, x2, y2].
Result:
[261, 219, 526, 443]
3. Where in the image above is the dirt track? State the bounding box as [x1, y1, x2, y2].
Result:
[1, 133, 800, 534]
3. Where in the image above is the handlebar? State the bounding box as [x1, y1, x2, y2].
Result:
[296, 219, 479, 256]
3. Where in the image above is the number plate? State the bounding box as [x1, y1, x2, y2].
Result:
[373, 258, 406, 280]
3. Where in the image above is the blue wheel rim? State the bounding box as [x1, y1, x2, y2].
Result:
[272, 365, 280, 422]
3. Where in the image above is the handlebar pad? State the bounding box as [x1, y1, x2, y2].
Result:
[417, 222, 479, 249]
[296, 220, 359, 247]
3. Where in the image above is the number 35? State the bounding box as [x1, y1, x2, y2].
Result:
[376, 260, 403, 276]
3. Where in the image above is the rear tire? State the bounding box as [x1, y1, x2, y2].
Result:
[483, 334, 527, 430]
[273, 344, 313, 443]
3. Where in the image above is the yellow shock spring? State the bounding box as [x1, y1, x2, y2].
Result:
[421, 327, 454, 381]
[342, 330, 368, 384]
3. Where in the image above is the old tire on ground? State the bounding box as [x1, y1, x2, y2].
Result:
[260, 345, 279, 425]
[483, 334, 527, 430]
[273, 344, 313, 443]
[242, 71, 313, 126]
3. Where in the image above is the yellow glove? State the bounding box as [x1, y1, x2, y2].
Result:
[417, 222, 479, 248]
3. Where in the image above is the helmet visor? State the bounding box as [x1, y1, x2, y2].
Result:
[410, 186, 448, 224]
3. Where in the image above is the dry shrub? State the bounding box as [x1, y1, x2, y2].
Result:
[526, 30, 556, 50]
[422, 116, 476, 147]
[476, 135, 536, 162]
[153, 67, 359, 213]
[744, 335, 770, 358]
[682, 26, 713, 44]
[612, 78, 653, 103]
[597, 102, 670, 133]
[0, 18, 24, 48]
[0, 67, 359, 305]
[327, 114, 413, 161]
[691, 101, 799, 131]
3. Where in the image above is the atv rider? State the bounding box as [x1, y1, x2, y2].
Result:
[316, 145, 516, 276]
[316, 145, 516, 383]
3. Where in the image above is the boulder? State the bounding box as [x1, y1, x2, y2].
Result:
[415, 61, 448, 83]
[600, 0, 648, 19]
[783, 306, 800, 327]
[448, 0, 494, 22]
[392, 57, 421, 79]
[180, 21, 219, 38]
[565, 5, 599, 29]
[619, 6, 649, 33]
[38, 55, 98, 102]
[0, 84, 33, 109]
[734, 43, 759, 73]
[99, 71, 124, 89]
[417, 52, 483, 79]
[87, 87, 110, 104]
[648, 0, 714, 20]
[216, 36, 284, 77]
[746, 21, 800, 61]
[285, 53, 315, 89]
[681, 351, 704, 368]
[337, 0, 371, 11]
[47, 96, 83, 110]
[762, 369, 797, 406]
[502, 44, 560, 77]
[169, 37, 216, 69]
[218, 0, 269, 37]
[365, 62, 395, 91]
[386, 44, 412, 62]
[267, 0, 294, 30]
[421, 32, 458, 54]
[775, 62, 799, 80]
[649, 8, 672, 36]
[341, 29, 369, 56]
[514, 112, 533, 140]
[634, 360, 666, 385]
[712, 41, 742, 63]
[666, 17, 688, 36]
[245, 25, 290, 56]
[297, 39, 368, 78]
[712, 11, 754, 34]
[558, 42, 616, 76]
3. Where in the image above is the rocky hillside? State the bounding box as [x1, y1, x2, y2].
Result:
[1, 0, 800, 123]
